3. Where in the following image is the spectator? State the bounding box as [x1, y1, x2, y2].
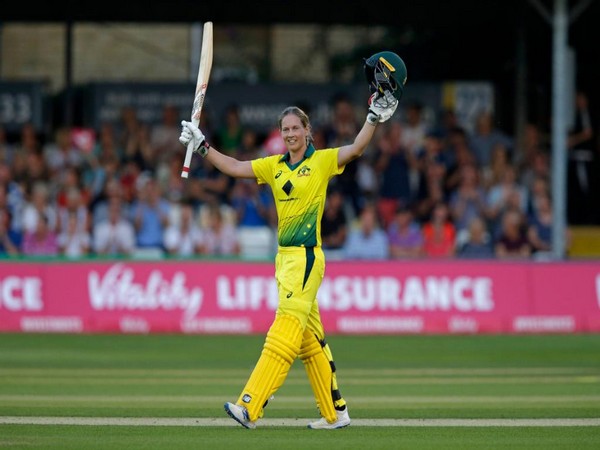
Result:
[157, 152, 187, 203]
[481, 143, 511, 190]
[527, 193, 553, 256]
[163, 201, 203, 257]
[230, 178, 276, 228]
[150, 104, 183, 161]
[0, 209, 21, 257]
[456, 216, 494, 259]
[43, 126, 85, 179]
[236, 128, 262, 160]
[422, 201, 456, 258]
[343, 203, 389, 260]
[92, 197, 136, 257]
[57, 212, 91, 259]
[525, 175, 550, 223]
[448, 163, 486, 234]
[0, 170, 25, 233]
[321, 187, 349, 259]
[387, 206, 424, 259]
[400, 101, 428, 159]
[123, 123, 156, 174]
[83, 123, 124, 200]
[22, 181, 58, 234]
[116, 106, 142, 152]
[494, 209, 531, 259]
[373, 121, 416, 229]
[323, 94, 362, 215]
[516, 123, 549, 180]
[485, 164, 528, 236]
[444, 127, 477, 193]
[468, 110, 514, 168]
[414, 160, 447, 224]
[130, 175, 170, 251]
[215, 103, 244, 155]
[57, 186, 91, 237]
[92, 178, 129, 226]
[199, 202, 240, 256]
[13, 122, 42, 160]
[21, 215, 59, 257]
[520, 147, 550, 194]
[567, 91, 597, 224]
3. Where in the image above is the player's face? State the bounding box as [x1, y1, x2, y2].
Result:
[280, 115, 307, 154]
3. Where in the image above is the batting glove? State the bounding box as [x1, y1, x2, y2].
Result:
[366, 91, 398, 125]
[179, 120, 209, 157]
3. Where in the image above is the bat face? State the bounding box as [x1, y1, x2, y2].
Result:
[191, 84, 208, 121]
[181, 22, 213, 179]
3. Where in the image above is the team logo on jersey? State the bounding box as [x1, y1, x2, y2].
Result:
[282, 180, 294, 196]
[298, 165, 311, 177]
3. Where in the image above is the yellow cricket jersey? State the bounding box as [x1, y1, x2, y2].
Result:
[251, 144, 344, 248]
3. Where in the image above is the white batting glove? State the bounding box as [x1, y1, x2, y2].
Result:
[366, 91, 398, 125]
[179, 120, 209, 157]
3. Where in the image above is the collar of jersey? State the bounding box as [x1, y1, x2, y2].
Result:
[280, 143, 316, 170]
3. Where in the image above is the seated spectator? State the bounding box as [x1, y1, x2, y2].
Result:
[92, 198, 136, 257]
[58, 212, 91, 259]
[321, 188, 349, 259]
[21, 215, 59, 257]
[343, 203, 389, 260]
[22, 181, 58, 234]
[468, 110, 514, 168]
[456, 216, 495, 259]
[485, 164, 528, 235]
[373, 121, 416, 229]
[130, 175, 170, 251]
[422, 202, 456, 258]
[414, 160, 447, 224]
[199, 202, 240, 256]
[230, 178, 276, 228]
[481, 143, 511, 190]
[163, 201, 203, 257]
[448, 163, 486, 234]
[527, 193, 553, 256]
[494, 209, 531, 259]
[387, 206, 424, 259]
[57, 186, 91, 236]
[92, 178, 129, 226]
[43, 125, 85, 179]
[0, 209, 21, 256]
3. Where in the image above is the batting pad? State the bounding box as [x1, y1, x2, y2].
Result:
[299, 329, 339, 423]
[237, 314, 303, 421]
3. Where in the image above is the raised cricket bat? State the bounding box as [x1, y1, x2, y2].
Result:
[181, 21, 213, 178]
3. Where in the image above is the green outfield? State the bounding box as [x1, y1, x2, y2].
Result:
[1, 333, 599, 449]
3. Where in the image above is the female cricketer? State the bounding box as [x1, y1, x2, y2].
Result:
[178, 51, 406, 429]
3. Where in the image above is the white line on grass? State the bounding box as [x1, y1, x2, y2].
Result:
[1, 417, 599, 427]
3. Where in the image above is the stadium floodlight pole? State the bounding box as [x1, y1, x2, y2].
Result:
[550, 0, 568, 260]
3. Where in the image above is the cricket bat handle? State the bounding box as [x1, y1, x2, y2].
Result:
[181, 141, 194, 179]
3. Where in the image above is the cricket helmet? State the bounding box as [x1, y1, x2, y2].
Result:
[364, 51, 407, 101]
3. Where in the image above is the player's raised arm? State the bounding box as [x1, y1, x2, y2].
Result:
[338, 51, 407, 168]
[179, 120, 255, 179]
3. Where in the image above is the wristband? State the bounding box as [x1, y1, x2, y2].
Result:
[198, 140, 210, 157]
[366, 112, 379, 125]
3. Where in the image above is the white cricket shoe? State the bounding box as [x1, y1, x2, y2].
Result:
[224, 402, 256, 429]
[307, 407, 351, 429]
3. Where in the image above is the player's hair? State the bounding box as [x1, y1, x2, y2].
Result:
[278, 106, 313, 145]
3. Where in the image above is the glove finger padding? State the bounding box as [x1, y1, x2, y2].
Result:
[179, 127, 193, 146]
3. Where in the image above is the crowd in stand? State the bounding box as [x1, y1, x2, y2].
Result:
[0, 92, 597, 260]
